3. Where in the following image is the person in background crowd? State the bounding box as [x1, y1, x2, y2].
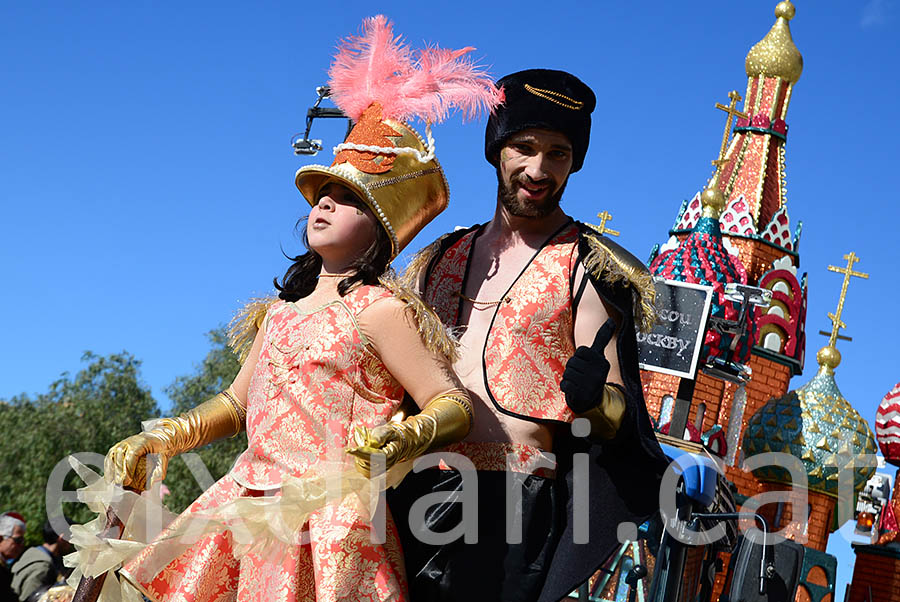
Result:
[0, 513, 27, 602]
[11, 521, 71, 602]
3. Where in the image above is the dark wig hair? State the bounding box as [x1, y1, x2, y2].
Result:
[274, 218, 393, 302]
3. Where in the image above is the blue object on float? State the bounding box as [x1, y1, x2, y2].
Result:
[659, 443, 718, 507]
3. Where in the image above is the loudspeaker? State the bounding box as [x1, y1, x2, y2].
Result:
[724, 537, 805, 602]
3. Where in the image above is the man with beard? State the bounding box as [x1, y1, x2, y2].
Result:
[389, 69, 669, 601]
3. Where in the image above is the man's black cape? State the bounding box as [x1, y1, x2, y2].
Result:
[536, 225, 670, 601]
[390, 223, 670, 602]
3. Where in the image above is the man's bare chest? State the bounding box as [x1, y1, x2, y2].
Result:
[457, 242, 539, 326]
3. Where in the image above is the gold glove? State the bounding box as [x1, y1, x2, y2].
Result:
[578, 383, 626, 440]
[104, 388, 246, 490]
[346, 389, 472, 477]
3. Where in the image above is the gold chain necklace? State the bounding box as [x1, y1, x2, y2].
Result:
[318, 271, 353, 278]
[455, 291, 508, 307]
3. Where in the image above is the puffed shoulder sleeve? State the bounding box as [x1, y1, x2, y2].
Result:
[227, 295, 280, 363]
[579, 223, 657, 333]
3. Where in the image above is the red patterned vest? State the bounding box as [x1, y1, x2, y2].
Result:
[424, 222, 580, 423]
[231, 285, 404, 489]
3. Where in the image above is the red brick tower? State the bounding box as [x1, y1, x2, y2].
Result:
[637, 4, 877, 601]
[642, 0, 808, 495]
[593, 3, 810, 599]
[593, 4, 878, 600]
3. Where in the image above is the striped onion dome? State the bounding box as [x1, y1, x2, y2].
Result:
[743, 345, 877, 499]
[876, 382, 900, 466]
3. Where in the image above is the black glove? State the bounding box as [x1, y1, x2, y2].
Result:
[560, 318, 616, 414]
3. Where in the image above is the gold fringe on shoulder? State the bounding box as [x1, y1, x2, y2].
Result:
[379, 275, 459, 362]
[581, 227, 658, 333]
[227, 296, 279, 364]
[398, 233, 452, 292]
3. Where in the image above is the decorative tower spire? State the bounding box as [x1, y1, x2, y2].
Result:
[877, 382, 900, 467]
[745, 1, 804, 84]
[875, 382, 900, 546]
[671, 2, 805, 270]
[651, 157, 752, 372]
[721, 0, 802, 240]
[703, 91, 744, 220]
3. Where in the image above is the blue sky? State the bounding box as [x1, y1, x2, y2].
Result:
[2, 0, 898, 593]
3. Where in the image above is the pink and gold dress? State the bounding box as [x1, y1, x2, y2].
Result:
[121, 285, 411, 602]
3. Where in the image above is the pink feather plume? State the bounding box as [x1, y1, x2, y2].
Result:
[328, 16, 503, 123]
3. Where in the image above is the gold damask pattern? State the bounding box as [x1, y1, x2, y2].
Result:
[123, 284, 410, 601]
[424, 224, 580, 423]
[231, 288, 404, 490]
[122, 475, 407, 602]
[485, 226, 579, 421]
[423, 231, 476, 328]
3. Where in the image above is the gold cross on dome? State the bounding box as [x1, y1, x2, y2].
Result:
[821, 252, 869, 347]
[594, 211, 620, 237]
[712, 91, 749, 171]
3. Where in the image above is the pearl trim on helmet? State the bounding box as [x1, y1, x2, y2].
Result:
[332, 123, 436, 164]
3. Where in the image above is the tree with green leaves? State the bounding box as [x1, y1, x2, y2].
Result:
[0, 328, 246, 544]
[0, 352, 158, 545]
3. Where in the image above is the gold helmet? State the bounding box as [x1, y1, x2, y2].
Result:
[295, 103, 449, 259]
[294, 16, 501, 259]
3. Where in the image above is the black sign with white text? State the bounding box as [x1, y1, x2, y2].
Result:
[637, 279, 713, 379]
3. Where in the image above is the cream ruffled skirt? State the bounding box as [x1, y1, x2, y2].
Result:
[65, 459, 411, 602]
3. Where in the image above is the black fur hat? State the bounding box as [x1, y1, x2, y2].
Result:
[485, 69, 596, 173]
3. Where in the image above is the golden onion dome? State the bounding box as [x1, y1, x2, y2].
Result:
[743, 344, 876, 510]
[745, 1, 804, 84]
